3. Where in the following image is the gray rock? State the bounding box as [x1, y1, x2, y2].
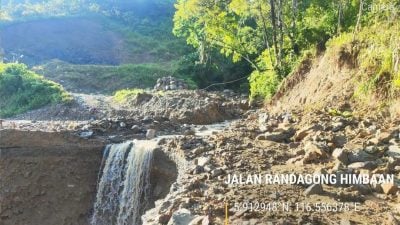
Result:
[108, 135, 124, 143]
[258, 113, 269, 132]
[387, 145, 400, 158]
[347, 161, 377, 170]
[365, 145, 379, 154]
[332, 148, 349, 164]
[168, 208, 194, 225]
[131, 125, 141, 133]
[304, 184, 324, 196]
[210, 168, 224, 178]
[352, 184, 372, 195]
[370, 182, 383, 193]
[348, 149, 377, 163]
[261, 130, 294, 143]
[154, 76, 188, 91]
[192, 147, 207, 155]
[282, 112, 293, 123]
[332, 122, 345, 132]
[79, 130, 93, 138]
[332, 135, 347, 148]
[146, 129, 156, 139]
[368, 125, 377, 133]
[192, 165, 204, 174]
[203, 165, 214, 172]
[184, 129, 196, 136]
[196, 157, 211, 167]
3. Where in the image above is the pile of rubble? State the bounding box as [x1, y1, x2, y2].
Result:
[141, 109, 400, 224]
[123, 90, 249, 125]
[154, 76, 188, 91]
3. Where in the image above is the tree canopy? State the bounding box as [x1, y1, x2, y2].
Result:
[173, 0, 400, 99]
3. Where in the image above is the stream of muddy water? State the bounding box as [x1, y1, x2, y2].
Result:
[90, 120, 233, 225]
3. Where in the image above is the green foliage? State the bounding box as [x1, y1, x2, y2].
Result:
[249, 49, 281, 99]
[328, 108, 353, 118]
[328, 16, 400, 99]
[249, 70, 280, 100]
[1, 0, 248, 93]
[0, 0, 175, 21]
[173, 51, 251, 91]
[113, 88, 145, 103]
[173, 0, 363, 100]
[0, 63, 71, 117]
[4, 0, 399, 103]
[0, 0, 90, 21]
[326, 32, 354, 47]
[35, 60, 184, 94]
[100, 16, 190, 64]
[173, 0, 400, 101]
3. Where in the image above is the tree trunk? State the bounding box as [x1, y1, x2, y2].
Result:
[290, 0, 298, 54]
[337, 0, 343, 34]
[258, 0, 275, 66]
[355, 0, 363, 33]
[277, 0, 284, 68]
[269, 0, 279, 67]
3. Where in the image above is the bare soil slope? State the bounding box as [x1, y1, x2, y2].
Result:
[270, 52, 357, 114]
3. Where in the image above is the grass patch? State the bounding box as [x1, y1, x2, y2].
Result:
[0, 63, 71, 117]
[327, 22, 400, 100]
[113, 88, 145, 103]
[34, 60, 181, 93]
[34, 60, 198, 94]
[327, 108, 353, 118]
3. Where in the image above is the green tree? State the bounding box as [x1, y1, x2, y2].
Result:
[173, 0, 365, 99]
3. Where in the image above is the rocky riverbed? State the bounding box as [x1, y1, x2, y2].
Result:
[2, 90, 400, 225]
[142, 109, 400, 225]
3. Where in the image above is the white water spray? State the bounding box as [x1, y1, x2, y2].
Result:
[91, 140, 155, 225]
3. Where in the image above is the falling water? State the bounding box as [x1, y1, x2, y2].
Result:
[91, 140, 155, 225]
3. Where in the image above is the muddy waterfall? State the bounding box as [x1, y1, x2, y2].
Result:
[91, 141, 156, 225]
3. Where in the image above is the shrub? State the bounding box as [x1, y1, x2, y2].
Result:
[0, 63, 71, 117]
[249, 70, 280, 101]
[113, 88, 145, 103]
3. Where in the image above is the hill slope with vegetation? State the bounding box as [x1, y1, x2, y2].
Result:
[0, 0, 252, 93]
[173, 0, 400, 109]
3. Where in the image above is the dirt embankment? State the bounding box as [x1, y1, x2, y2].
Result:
[0, 130, 105, 225]
[270, 49, 400, 117]
[270, 52, 355, 114]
